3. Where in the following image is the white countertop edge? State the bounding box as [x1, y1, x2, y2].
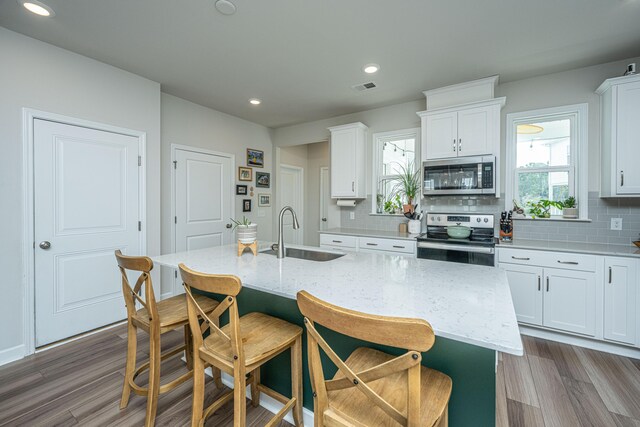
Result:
[498, 239, 640, 258]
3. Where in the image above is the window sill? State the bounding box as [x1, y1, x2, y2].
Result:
[368, 213, 407, 217]
[512, 216, 592, 223]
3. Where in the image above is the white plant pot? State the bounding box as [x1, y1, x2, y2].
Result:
[236, 224, 258, 244]
[562, 208, 578, 219]
[408, 220, 421, 234]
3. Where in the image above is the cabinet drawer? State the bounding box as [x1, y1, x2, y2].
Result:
[319, 234, 357, 248]
[358, 237, 415, 254]
[498, 248, 597, 272]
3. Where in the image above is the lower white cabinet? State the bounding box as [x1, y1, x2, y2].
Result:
[319, 233, 416, 257]
[502, 264, 543, 326]
[604, 256, 638, 345]
[543, 268, 596, 337]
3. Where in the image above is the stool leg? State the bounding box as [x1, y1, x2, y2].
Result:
[291, 336, 304, 426]
[250, 367, 261, 407]
[191, 355, 205, 427]
[184, 325, 193, 370]
[212, 367, 223, 389]
[120, 321, 137, 409]
[144, 330, 161, 427]
[233, 367, 247, 427]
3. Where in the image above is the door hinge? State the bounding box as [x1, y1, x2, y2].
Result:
[174, 216, 177, 224]
[138, 221, 142, 231]
[173, 160, 177, 169]
[138, 156, 142, 166]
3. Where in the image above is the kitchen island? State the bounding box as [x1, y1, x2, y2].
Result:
[152, 243, 522, 426]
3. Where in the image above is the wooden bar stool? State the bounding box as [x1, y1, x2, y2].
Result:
[296, 291, 452, 427]
[115, 251, 221, 427]
[179, 263, 304, 427]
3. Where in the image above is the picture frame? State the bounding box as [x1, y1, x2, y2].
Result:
[242, 199, 252, 212]
[247, 148, 264, 168]
[236, 184, 248, 195]
[238, 166, 252, 181]
[256, 171, 270, 188]
[258, 193, 271, 207]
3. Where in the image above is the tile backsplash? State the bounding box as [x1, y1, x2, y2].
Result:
[339, 193, 640, 245]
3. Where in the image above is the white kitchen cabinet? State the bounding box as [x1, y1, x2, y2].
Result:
[597, 74, 640, 196]
[543, 267, 596, 337]
[603, 257, 638, 345]
[502, 264, 543, 326]
[319, 233, 416, 257]
[328, 122, 367, 199]
[417, 98, 504, 161]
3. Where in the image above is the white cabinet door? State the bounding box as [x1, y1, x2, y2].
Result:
[616, 81, 640, 194]
[501, 264, 544, 326]
[603, 257, 637, 345]
[330, 127, 357, 197]
[543, 268, 596, 336]
[457, 106, 491, 157]
[424, 112, 458, 160]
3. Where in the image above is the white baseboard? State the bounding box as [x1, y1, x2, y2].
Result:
[519, 326, 640, 359]
[0, 344, 25, 367]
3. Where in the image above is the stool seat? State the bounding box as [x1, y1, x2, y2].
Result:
[201, 312, 302, 368]
[133, 293, 218, 333]
[327, 347, 452, 427]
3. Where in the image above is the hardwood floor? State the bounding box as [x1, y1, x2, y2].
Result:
[0, 324, 291, 426]
[497, 335, 640, 427]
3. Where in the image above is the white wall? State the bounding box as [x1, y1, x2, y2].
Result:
[305, 142, 330, 246]
[160, 94, 275, 296]
[0, 28, 161, 358]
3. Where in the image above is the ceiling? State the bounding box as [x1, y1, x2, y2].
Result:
[2, 0, 640, 128]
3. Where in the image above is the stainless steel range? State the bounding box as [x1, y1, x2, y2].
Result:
[416, 213, 496, 266]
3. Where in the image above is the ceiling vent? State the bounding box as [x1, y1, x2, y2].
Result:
[351, 82, 377, 92]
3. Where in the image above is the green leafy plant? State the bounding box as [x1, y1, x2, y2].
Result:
[229, 216, 252, 230]
[526, 199, 563, 219]
[383, 195, 402, 214]
[562, 196, 576, 209]
[389, 162, 421, 206]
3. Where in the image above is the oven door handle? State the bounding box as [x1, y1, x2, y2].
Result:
[417, 241, 495, 254]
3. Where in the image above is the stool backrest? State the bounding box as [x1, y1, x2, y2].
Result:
[115, 250, 158, 324]
[178, 263, 244, 365]
[296, 290, 435, 427]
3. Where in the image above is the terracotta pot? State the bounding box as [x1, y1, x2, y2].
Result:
[403, 204, 414, 214]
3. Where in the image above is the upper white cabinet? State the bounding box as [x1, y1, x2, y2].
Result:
[597, 74, 640, 197]
[603, 256, 638, 345]
[328, 122, 367, 199]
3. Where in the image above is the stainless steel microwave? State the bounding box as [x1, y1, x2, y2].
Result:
[423, 156, 496, 196]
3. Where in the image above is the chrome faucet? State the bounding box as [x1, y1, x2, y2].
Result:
[275, 206, 300, 258]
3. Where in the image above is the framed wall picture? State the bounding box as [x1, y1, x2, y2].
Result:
[247, 148, 264, 168]
[238, 166, 252, 181]
[258, 194, 271, 207]
[236, 184, 248, 195]
[242, 199, 252, 212]
[256, 171, 270, 188]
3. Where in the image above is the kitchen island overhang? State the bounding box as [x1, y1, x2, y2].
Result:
[153, 243, 522, 427]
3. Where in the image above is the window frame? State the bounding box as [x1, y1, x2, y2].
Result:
[505, 104, 588, 220]
[371, 128, 421, 214]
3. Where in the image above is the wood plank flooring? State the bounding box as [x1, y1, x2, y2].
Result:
[498, 335, 640, 427]
[0, 324, 291, 426]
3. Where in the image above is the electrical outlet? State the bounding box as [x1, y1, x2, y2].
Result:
[349, 212, 355, 220]
[611, 218, 623, 230]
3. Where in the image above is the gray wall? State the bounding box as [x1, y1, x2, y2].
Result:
[0, 28, 162, 356]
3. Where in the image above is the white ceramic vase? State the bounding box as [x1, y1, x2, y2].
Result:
[562, 208, 578, 219]
[408, 219, 421, 234]
[236, 224, 258, 243]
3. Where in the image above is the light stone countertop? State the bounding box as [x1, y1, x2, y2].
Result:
[320, 227, 419, 241]
[498, 239, 640, 258]
[152, 242, 523, 356]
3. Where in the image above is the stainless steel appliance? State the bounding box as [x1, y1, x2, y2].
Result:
[423, 156, 495, 196]
[416, 213, 496, 266]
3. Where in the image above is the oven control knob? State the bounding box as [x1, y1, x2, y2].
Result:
[484, 218, 489, 223]
[431, 216, 435, 221]
[437, 216, 441, 221]
[476, 218, 481, 222]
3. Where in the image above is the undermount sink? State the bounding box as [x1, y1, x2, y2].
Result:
[260, 247, 345, 262]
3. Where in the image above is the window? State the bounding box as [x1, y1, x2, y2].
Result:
[372, 128, 420, 214]
[506, 104, 588, 219]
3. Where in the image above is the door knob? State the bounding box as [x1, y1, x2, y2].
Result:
[39, 241, 51, 250]
[226, 223, 232, 229]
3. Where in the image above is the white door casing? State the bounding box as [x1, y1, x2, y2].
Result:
[320, 167, 339, 232]
[279, 164, 304, 245]
[34, 119, 142, 347]
[173, 147, 233, 294]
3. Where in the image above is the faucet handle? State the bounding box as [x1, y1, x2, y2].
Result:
[271, 243, 279, 251]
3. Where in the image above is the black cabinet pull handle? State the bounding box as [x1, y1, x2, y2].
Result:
[512, 256, 530, 261]
[609, 266, 612, 284]
[538, 276, 541, 291]
[546, 277, 550, 292]
[557, 260, 579, 265]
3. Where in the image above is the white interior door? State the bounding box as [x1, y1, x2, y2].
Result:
[320, 167, 340, 232]
[279, 164, 303, 245]
[174, 148, 233, 292]
[34, 119, 141, 347]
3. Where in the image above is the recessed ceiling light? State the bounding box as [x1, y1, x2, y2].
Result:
[18, 0, 55, 17]
[249, 98, 261, 105]
[363, 63, 380, 74]
[215, 0, 236, 15]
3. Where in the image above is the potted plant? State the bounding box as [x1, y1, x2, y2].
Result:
[390, 162, 421, 214]
[526, 199, 563, 219]
[230, 216, 257, 243]
[561, 196, 578, 218]
[376, 193, 384, 214]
